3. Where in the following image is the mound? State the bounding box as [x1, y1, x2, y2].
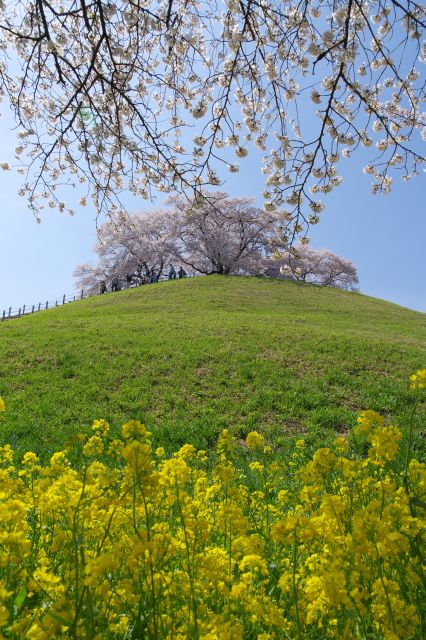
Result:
[0, 276, 424, 457]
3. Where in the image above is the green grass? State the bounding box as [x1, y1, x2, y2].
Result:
[0, 276, 425, 460]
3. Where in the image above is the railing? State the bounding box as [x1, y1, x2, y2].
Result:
[1, 273, 195, 322]
[1, 290, 88, 322]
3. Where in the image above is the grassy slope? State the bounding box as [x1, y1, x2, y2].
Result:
[0, 276, 425, 459]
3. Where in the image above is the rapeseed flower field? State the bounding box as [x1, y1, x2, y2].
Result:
[0, 371, 425, 639]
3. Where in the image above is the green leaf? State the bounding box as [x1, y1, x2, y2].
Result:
[14, 586, 26, 611]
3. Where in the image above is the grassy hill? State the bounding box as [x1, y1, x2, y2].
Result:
[0, 276, 424, 459]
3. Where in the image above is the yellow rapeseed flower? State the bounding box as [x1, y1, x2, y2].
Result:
[0, 604, 9, 627]
[0, 384, 424, 640]
[92, 418, 110, 437]
[246, 431, 265, 450]
[121, 419, 150, 441]
[83, 434, 104, 457]
[409, 368, 426, 389]
[26, 622, 49, 640]
[354, 410, 384, 436]
[368, 426, 401, 464]
[0, 396, 5, 412]
[249, 461, 264, 472]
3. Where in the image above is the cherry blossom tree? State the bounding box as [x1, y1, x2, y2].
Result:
[74, 193, 277, 290]
[0, 0, 424, 240]
[276, 244, 359, 290]
[74, 192, 359, 291]
[168, 192, 277, 274]
[73, 208, 176, 293]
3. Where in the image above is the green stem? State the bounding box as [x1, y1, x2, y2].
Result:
[376, 553, 397, 636]
[292, 532, 302, 640]
[403, 400, 418, 495]
[175, 482, 199, 639]
[70, 466, 87, 640]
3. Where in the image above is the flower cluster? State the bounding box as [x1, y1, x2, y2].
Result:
[0, 0, 424, 236]
[410, 369, 426, 390]
[0, 379, 425, 639]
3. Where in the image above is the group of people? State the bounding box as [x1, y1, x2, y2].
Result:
[100, 264, 187, 294]
[168, 265, 187, 280]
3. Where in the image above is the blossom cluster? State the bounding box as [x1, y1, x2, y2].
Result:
[0, 382, 425, 639]
[0, 0, 424, 237]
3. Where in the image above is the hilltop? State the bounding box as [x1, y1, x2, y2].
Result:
[0, 276, 424, 458]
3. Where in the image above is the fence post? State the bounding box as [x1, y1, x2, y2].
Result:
[3, 292, 86, 322]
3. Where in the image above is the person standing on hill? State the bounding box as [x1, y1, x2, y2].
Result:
[168, 264, 176, 280]
[178, 266, 186, 278]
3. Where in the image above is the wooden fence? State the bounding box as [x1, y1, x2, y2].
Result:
[1, 290, 88, 322]
[1, 273, 195, 322]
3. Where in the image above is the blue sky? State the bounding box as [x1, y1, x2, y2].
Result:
[0, 105, 425, 314]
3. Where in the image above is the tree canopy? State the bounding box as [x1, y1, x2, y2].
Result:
[277, 244, 359, 289]
[74, 192, 359, 292]
[0, 0, 424, 240]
